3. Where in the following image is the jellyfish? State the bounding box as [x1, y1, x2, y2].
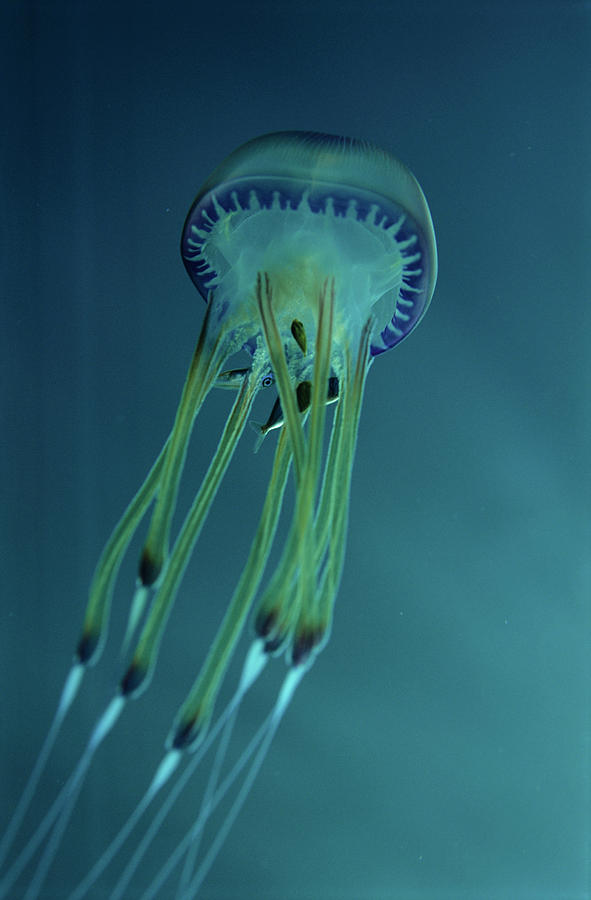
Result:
[0, 130, 437, 899]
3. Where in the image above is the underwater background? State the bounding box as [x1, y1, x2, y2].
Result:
[1, 1, 589, 898]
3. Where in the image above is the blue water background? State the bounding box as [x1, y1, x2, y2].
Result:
[1, 1, 589, 897]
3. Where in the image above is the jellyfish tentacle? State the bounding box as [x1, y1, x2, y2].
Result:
[291, 365, 347, 648]
[306, 280, 335, 476]
[139, 297, 230, 588]
[148, 664, 309, 900]
[0, 438, 170, 881]
[169, 426, 293, 749]
[67, 644, 267, 900]
[311, 359, 348, 556]
[175, 696, 233, 896]
[251, 270, 314, 651]
[0, 659, 85, 881]
[253, 273, 336, 660]
[140, 708, 274, 900]
[314, 317, 373, 643]
[256, 272, 307, 479]
[102, 642, 268, 900]
[178, 664, 309, 900]
[1, 131, 437, 899]
[6, 307, 244, 897]
[23, 695, 126, 900]
[286, 314, 372, 658]
[77, 434, 170, 666]
[0, 765, 72, 897]
[251, 402, 320, 653]
[121, 581, 150, 655]
[174, 643, 270, 895]
[292, 278, 335, 662]
[40, 368, 265, 892]
[121, 361, 264, 699]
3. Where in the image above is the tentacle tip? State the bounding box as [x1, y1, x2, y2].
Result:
[120, 659, 148, 697]
[291, 627, 324, 668]
[139, 550, 161, 587]
[255, 609, 289, 656]
[76, 629, 100, 665]
[263, 634, 287, 656]
[254, 609, 277, 640]
[170, 715, 205, 751]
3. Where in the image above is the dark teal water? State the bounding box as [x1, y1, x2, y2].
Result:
[1, 1, 589, 897]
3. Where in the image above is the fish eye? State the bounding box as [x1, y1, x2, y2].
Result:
[261, 373, 274, 387]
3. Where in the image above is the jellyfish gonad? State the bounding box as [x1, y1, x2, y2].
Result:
[0, 131, 437, 899]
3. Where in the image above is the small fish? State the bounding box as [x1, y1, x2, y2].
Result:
[250, 396, 284, 452]
[250, 376, 340, 453]
[215, 367, 275, 390]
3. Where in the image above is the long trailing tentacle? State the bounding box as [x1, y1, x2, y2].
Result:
[291, 278, 335, 661]
[66, 642, 268, 900]
[0, 403, 170, 879]
[121, 360, 265, 699]
[313, 316, 374, 643]
[252, 273, 335, 657]
[139, 298, 230, 587]
[169, 425, 293, 750]
[78, 435, 170, 665]
[5, 318, 265, 899]
[256, 273, 307, 480]
[253, 301, 373, 662]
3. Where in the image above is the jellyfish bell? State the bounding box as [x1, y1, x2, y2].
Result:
[0, 131, 437, 899]
[183, 130, 436, 360]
